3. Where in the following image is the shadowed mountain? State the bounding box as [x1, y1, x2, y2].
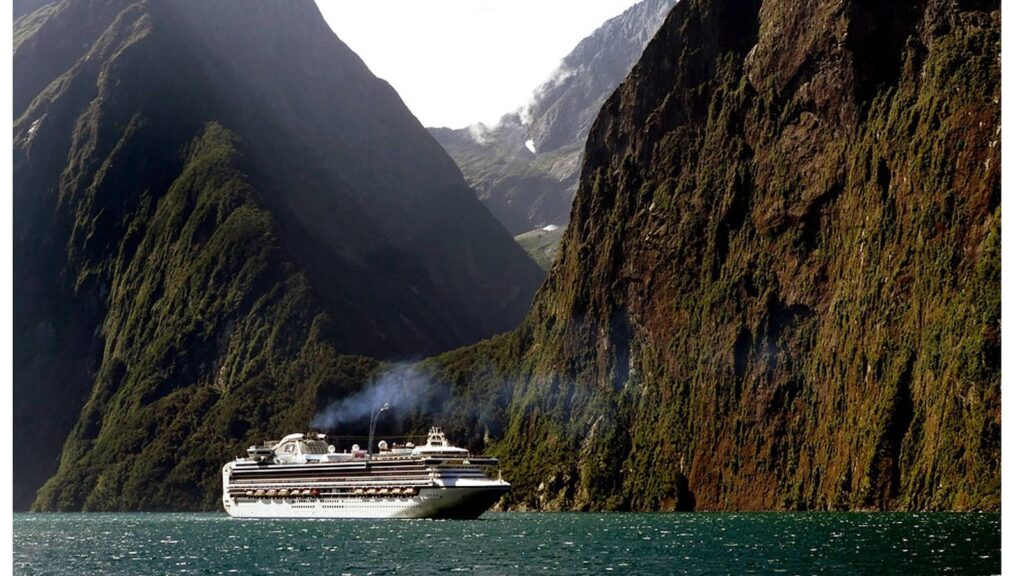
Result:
[14, 0, 543, 510]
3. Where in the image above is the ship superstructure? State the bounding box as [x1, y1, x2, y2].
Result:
[221, 427, 509, 519]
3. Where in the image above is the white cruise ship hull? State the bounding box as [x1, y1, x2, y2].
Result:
[223, 429, 509, 519]
[223, 483, 508, 519]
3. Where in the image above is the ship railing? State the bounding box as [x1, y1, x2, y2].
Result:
[424, 457, 499, 466]
[226, 484, 429, 493]
[230, 474, 433, 480]
[346, 451, 496, 460]
[228, 479, 436, 487]
[229, 484, 436, 491]
[227, 482, 431, 490]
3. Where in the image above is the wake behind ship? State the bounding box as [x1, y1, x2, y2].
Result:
[222, 427, 510, 519]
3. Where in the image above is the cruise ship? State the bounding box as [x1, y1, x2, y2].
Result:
[221, 427, 510, 519]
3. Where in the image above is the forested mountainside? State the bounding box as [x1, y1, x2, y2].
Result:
[14, 0, 542, 511]
[420, 0, 1000, 511]
[430, 0, 676, 236]
[16, 0, 999, 513]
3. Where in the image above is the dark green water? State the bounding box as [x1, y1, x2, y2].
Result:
[14, 512, 999, 575]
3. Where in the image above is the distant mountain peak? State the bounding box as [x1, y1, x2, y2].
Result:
[430, 0, 676, 237]
[523, 0, 677, 153]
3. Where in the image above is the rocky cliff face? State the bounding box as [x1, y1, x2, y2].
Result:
[430, 0, 676, 235]
[14, 0, 542, 510]
[427, 0, 1000, 511]
[16, 0, 1000, 513]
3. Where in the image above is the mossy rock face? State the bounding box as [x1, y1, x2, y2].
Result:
[14, 0, 543, 511]
[16, 0, 999, 513]
[427, 0, 1000, 511]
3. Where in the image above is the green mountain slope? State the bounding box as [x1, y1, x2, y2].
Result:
[423, 0, 1000, 511]
[515, 226, 565, 271]
[14, 0, 542, 510]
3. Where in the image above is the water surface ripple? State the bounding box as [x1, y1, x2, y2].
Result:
[14, 512, 999, 575]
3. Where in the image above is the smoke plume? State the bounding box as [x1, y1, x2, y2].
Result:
[311, 364, 446, 431]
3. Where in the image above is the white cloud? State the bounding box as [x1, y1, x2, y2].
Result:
[315, 0, 642, 128]
[467, 123, 494, 145]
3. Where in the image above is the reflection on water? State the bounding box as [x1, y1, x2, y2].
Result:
[14, 511, 999, 575]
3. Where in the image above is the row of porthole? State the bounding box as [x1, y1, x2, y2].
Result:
[314, 504, 405, 508]
[240, 501, 416, 508]
[243, 496, 414, 502]
[317, 502, 405, 506]
[245, 501, 408, 506]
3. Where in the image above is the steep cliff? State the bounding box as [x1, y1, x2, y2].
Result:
[427, 0, 1000, 511]
[14, 0, 542, 510]
[17, 0, 1000, 513]
[430, 0, 676, 235]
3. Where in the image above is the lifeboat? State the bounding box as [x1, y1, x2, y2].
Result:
[255, 489, 265, 497]
[301, 489, 311, 496]
[290, 489, 300, 497]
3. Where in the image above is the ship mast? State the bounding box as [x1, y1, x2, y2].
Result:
[367, 402, 390, 463]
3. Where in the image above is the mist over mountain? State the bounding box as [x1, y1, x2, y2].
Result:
[14, 0, 542, 510]
[430, 0, 676, 236]
[423, 0, 1000, 511]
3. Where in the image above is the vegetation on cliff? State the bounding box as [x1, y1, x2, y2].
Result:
[426, 0, 1001, 511]
[14, 0, 541, 510]
[15, 0, 999, 513]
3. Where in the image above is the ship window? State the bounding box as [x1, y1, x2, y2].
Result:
[304, 440, 329, 454]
